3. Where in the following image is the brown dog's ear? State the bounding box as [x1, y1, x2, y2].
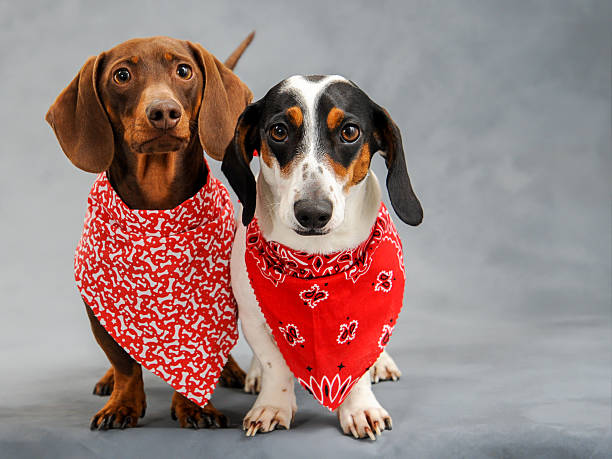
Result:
[187, 41, 253, 161]
[221, 100, 262, 226]
[372, 104, 423, 226]
[45, 54, 114, 173]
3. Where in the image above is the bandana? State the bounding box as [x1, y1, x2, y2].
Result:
[75, 164, 238, 407]
[245, 204, 405, 411]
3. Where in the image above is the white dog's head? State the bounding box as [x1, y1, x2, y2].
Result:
[222, 75, 422, 239]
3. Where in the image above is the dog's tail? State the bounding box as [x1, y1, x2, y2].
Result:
[224, 31, 255, 70]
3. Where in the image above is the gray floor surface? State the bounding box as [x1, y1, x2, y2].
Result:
[1, 1, 610, 458]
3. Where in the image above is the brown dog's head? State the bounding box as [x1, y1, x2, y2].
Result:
[46, 36, 252, 172]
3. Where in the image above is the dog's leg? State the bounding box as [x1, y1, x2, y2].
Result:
[244, 355, 263, 394]
[336, 372, 392, 440]
[370, 350, 402, 383]
[231, 224, 296, 436]
[240, 318, 296, 436]
[218, 354, 247, 388]
[85, 303, 146, 430]
[170, 354, 243, 428]
[92, 367, 114, 396]
[170, 392, 229, 428]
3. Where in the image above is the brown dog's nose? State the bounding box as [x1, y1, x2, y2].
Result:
[146, 99, 181, 130]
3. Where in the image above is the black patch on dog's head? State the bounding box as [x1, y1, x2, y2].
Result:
[222, 76, 423, 226]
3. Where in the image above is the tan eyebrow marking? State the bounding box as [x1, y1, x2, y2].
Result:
[327, 107, 344, 130]
[286, 106, 303, 128]
[130, 56, 139, 64]
[164, 52, 174, 61]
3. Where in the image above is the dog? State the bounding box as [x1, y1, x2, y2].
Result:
[222, 75, 423, 439]
[46, 34, 254, 430]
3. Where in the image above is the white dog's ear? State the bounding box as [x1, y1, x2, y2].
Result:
[221, 100, 262, 226]
[372, 104, 423, 226]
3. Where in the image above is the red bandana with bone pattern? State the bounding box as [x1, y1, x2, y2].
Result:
[75, 166, 238, 407]
[245, 203, 405, 411]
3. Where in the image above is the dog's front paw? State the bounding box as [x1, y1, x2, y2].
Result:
[337, 402, 392, 440]
[171, 392, 228, 429]
[92, 367, 114, 396]
[244, 357, 263, 394]
[243, 402, 295, 436]
[370, 351, 402, 383]
[90, 394, 146, 430]
[218, 354, 246, 389]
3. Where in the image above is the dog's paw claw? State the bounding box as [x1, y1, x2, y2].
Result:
[89, 397, 144, 431]
[244, 373, 262, 394]
[242, 404, 294, 436]
[171, 392, 229, 429]
[92, 368, 115, 396]
[218, 355, 247, 389]
[244, 359, 263, 394]
[337, 405, 392, 440]
[370, 352, 402, 384]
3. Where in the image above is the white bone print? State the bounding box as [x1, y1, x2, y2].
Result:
[75, 167, 238, 407]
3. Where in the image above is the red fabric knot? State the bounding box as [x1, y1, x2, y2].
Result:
[75, 160, 238, 407]
[245, 203, 405, 411]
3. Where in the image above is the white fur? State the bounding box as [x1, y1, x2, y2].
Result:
[259, 76, 352, 244]
[231, 222, 297, 435]
[257, 75, 382, 253]
[232, 76, 399, 439]
[245, 349, 402, 392]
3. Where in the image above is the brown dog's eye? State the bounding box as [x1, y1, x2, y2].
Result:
[177, 64, 193, 80]
[269, 124, 288, 142]
[340, 124, 360, 142]
[113, 68, 131, 84]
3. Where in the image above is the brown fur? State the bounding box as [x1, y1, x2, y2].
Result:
[287, 106, 303, 128]
[328, 143, 372, 191]
[92, 367, 114, 396]
[260, 140, 297, 177]
[326, 107, 344, 130]
[224, 31, 255, 71]
[171, 392, 229, 428]
[47, 35, 253, 430]
[92, 354, 246, 399]
[46, 36, 252, 207]
[235, 117, 253, 164]
[90, 363, 146, 430]
[219, 354, 248, 387]
[259, 139, 275, 169]
[86, 303, 147, 430]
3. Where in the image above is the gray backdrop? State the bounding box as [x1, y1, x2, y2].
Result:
[0, 1, 610, 458]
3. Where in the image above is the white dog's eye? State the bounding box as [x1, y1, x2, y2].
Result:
[340, 124, 360, 143]
[269, 123, 288, 142]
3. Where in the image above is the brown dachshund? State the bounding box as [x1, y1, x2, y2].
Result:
[46, 34, 254, 430]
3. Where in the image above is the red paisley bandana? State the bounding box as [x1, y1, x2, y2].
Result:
[245, 204, 405, 411]
[75, 165, 238, 407]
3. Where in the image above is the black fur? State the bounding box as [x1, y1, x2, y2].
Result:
[221, 101, 261, 226]
[221, 76, 423, 227]
[371, 104, 423, 226]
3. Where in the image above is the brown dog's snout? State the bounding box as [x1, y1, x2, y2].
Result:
[146, 99, 182, 131]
